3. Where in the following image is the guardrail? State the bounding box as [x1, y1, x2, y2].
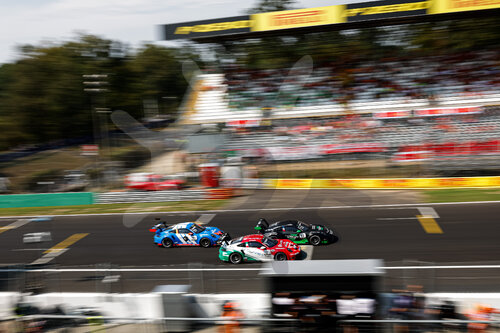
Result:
[3, 261, 500, 294]
[13, 315, 299, 333]
[95, 189, 206, 204]
[12, 315, 500, 333]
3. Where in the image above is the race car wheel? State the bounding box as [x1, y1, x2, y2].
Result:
[229, 252, 243, 264]
[274, 252, 287, 261]
[200, 238, 211, 248]
[162, 238, 173, 248]
[309, 235, 321, 246]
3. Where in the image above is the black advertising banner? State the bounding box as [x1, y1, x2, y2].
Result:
[162, 15, 252, 40]
[344, 0, 430, 22]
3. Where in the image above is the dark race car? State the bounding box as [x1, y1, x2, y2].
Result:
[254, 218, 339, 246]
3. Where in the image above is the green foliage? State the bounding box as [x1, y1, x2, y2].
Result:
[109, 146, 151, 169]
[0, 34, 190, 151]
[222, 16, 499, 71]
[21, 168, 64, 192]
[246, 0, 296, 14]
[0, 15, 499, 152]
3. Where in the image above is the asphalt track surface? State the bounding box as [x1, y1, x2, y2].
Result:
[2, 198, 500, 293]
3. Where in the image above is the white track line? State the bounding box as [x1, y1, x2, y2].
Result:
[377, 217, 417, 221]
[1, 200, 500, 219]
[31, 249, 68, 265]
[417, 207, 439, 218]
[0, 268, 264, 272]
[5, 264, 500, 273]
[8, 219, 32, 228]
[383, 265, 500, 270]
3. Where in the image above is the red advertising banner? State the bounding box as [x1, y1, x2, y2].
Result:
[415, 106, 482, 117]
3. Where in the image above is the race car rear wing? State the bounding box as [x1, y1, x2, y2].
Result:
[220, 233, 232, 245]
[254, 218, 269, 233]
[149, 221, 171, 232]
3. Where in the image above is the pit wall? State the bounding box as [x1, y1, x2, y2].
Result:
[1, 292, 500, 320]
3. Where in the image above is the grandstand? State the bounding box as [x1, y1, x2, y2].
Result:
[162, 0, 500, 174]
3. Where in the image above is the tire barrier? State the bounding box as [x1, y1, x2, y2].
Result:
[206, 188, 234, 199]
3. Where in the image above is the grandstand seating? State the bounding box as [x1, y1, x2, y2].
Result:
[190, 50, 500, 124]
[187, 49, 500, 170]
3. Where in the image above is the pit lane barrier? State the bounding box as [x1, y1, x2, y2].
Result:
[261, 176, 500, 189]
[6, 293, 500, 333]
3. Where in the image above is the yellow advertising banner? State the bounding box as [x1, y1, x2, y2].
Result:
[344, 1, 430, 21]
[276, 179, 313, 188]
[429, 0, 500, 14]
[266, 177, 500, 189]
[251, 6, 344, 32]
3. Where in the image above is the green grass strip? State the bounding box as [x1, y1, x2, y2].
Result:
[422, 188, 500, 203]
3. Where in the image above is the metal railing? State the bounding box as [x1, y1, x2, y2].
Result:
[95, 189, 206, 204]
[9, 315, 500, 333]
[3, 261, 500, 294]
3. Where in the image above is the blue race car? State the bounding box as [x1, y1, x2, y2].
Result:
[150, 221, 230, 248]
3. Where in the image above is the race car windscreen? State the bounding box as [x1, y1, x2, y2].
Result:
[230, 236, 243, 245]
[262, 237, 278, 248]
[190, 224, 206, 233]
[297, 221, 311, 231]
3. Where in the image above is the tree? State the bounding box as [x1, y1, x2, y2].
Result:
[246, 0, 296, 14]
[128, 44, 188, 119]
[0, 34, 193, 150]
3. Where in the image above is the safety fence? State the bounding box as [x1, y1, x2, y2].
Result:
[95, 189, 207, 204]
[3, 261, 500, 294]
[6, 315, 500, 333]
[3, 315, 299, 333]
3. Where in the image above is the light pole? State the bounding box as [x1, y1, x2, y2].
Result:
[96, 107, 112, 184]
[83, 74, 108, 145]
[83, 74, 108, 188]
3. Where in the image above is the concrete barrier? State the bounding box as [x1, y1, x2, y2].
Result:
[0, 192, 94, 208]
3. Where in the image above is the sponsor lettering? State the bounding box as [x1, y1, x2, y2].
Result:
[270, 10, 326, 27]
[345, 1, 429, 17]
[451, 0, 500, 7]
[322, 179, 346, 188]
[382, 179, 409, 187]
[437, 178, 467, 187]
[174, 20, 252, 35]
[279, 179, 310, 188]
